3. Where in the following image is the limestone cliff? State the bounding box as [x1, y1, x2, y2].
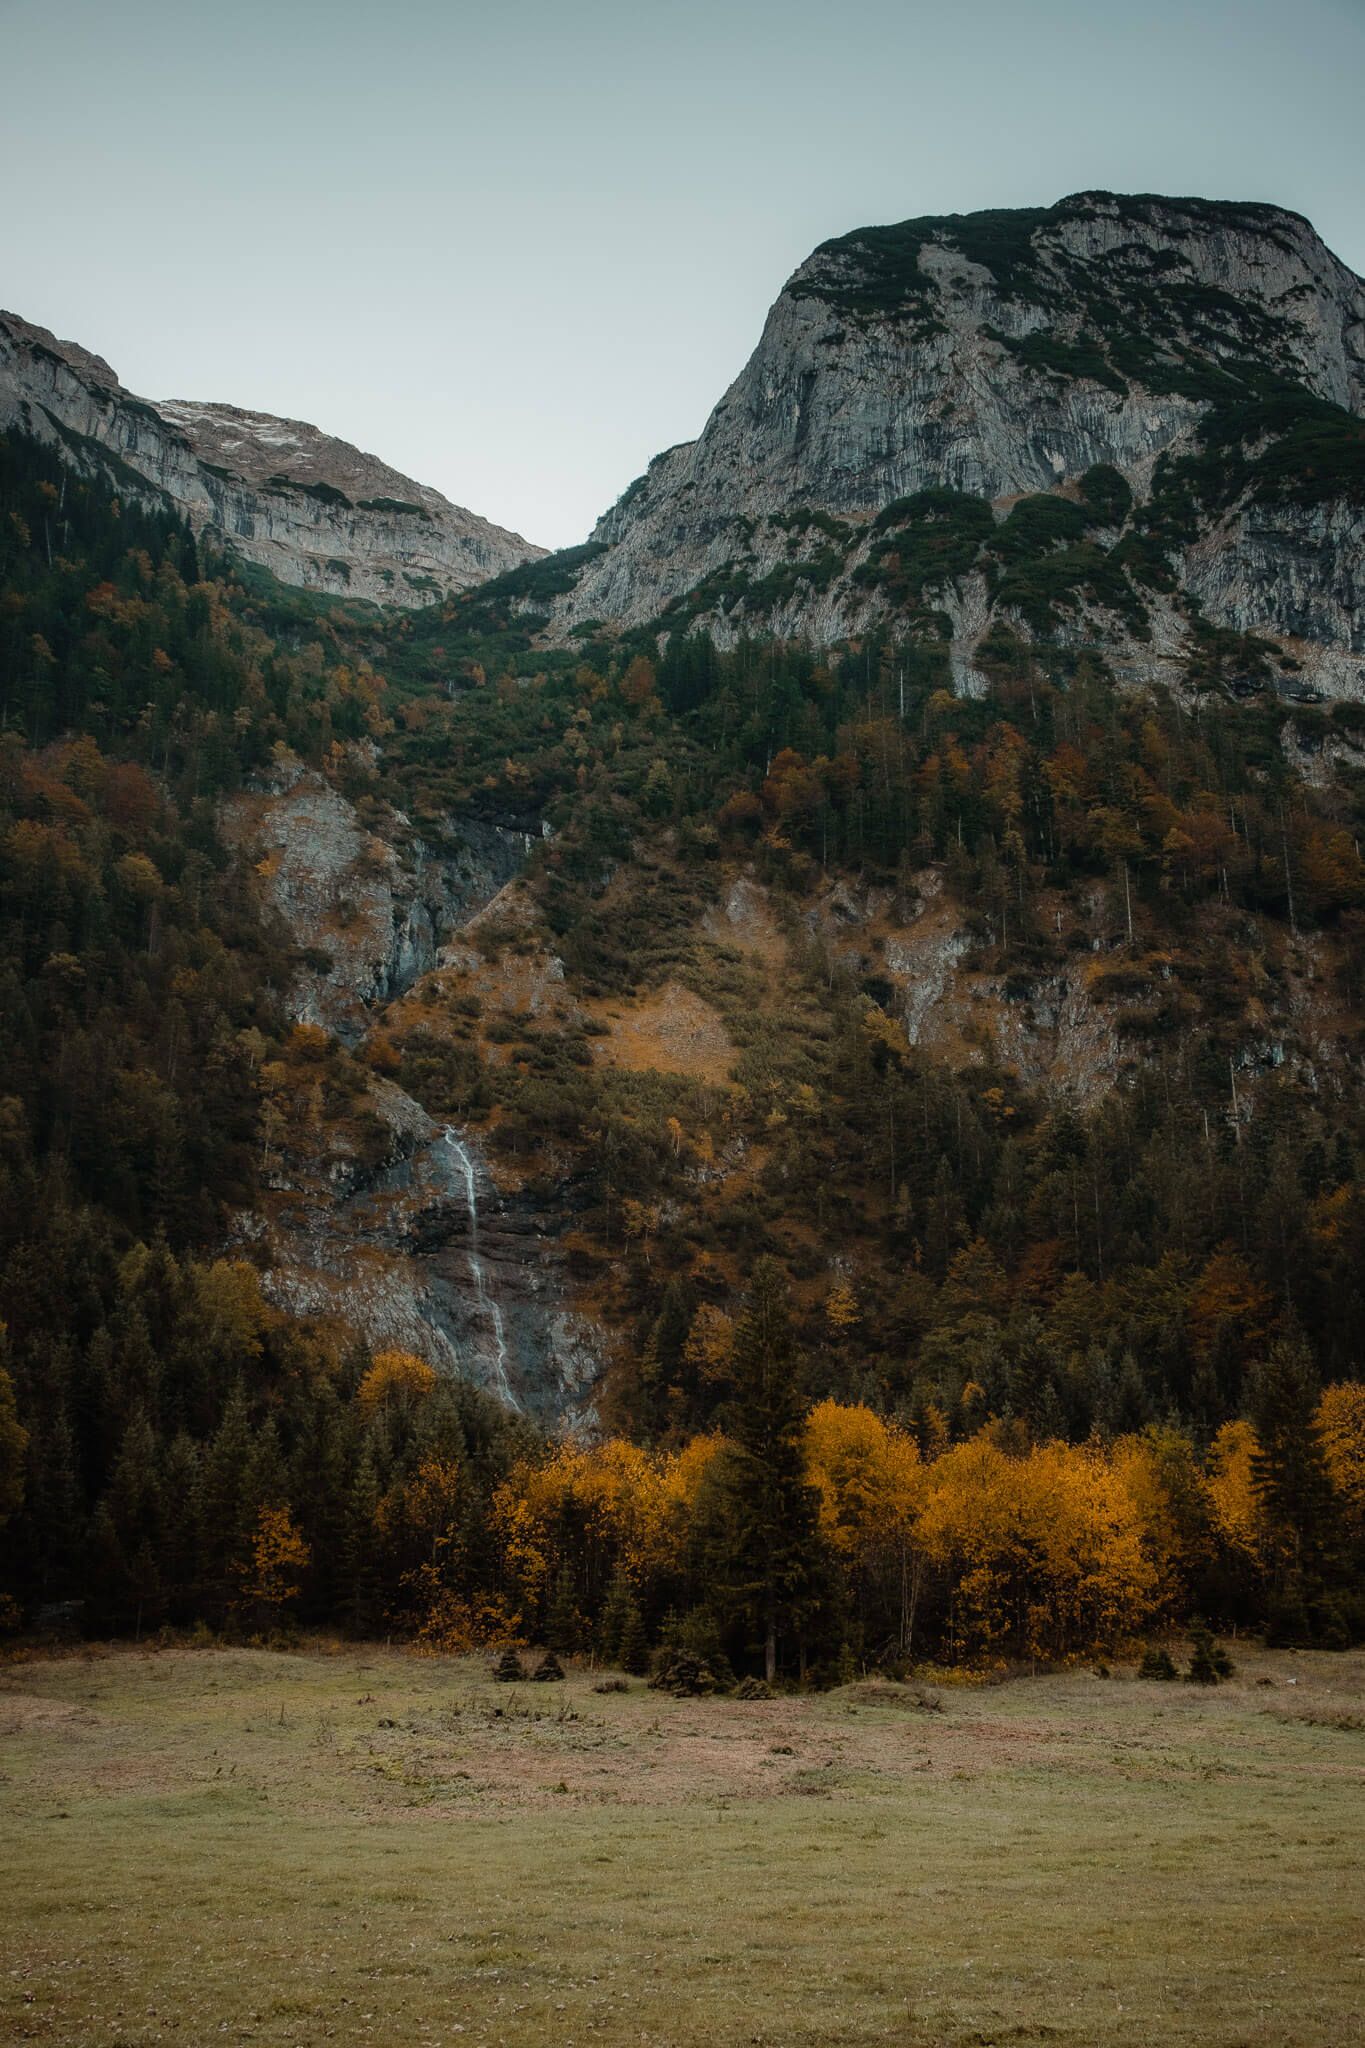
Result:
[0, 309, 543, 605]
[553, 193, 1365, 696]
[222, 760, 600, 1420]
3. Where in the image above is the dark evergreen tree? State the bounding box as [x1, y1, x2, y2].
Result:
[342, 1444, 383, 1637]
[702, 1257, 824, 1683]
[596, 1568, 634, 1665]
[1250, 1332, 1337, 1634]
[545, 1566, 580, 1654]
[618, 1602, 650, 1676]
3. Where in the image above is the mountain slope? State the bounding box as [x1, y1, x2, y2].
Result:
[554, 192, 1365, 697]
[2, 330, 1364, 1655]
[0, 309, 544, 605]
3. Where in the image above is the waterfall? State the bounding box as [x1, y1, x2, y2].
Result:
[441, 1127, 519, 1410]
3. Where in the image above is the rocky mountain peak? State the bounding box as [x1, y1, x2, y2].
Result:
[0, 310, 544, 605]
[552, 192, 1365, 700]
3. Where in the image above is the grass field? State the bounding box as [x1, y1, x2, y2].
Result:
[1, 1641, 1361, 2047]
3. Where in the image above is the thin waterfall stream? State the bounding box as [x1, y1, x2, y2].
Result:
[441, 1127, 519, 1410]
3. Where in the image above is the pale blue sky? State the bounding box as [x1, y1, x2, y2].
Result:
[2, 0, 1362, 547]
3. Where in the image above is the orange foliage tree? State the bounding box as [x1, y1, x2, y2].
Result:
[1317, 1382, 1365, 1547]
[916, 1434, 1157, 1660]
[492, 1435, 725, 1626]
[357, 1350, 439, 1416]
[803, 1400, 922, 1652]
[239, 1504, 310, 1627]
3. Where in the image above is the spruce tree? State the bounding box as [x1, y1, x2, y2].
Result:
[201, 1382, 254, 1603]
[705, 1257, 822, 1684]
[618, 1602, 650, 1675]
[107, 1406, 163, 1540]
[160, 1432, 204, 1621]
[546, 1566, 580, 1655]
[1250, 1332, 1337, 1630]
[343, 1443, 383, 1637]
[597, 1569, 633, 1665]
[0, 1362, 29, 1529]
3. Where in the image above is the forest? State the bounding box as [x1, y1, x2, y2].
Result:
[1, 427, 1363, 1679]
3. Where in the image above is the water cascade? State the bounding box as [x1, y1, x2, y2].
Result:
[441, 1128, 518, 1410]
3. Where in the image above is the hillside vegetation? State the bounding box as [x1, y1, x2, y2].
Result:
[1, 410, 1364, 1676]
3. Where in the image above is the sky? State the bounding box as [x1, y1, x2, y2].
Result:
[2, 0, 1363, 549]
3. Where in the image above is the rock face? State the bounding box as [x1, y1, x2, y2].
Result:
[0, 309, 543, 605]
[223, 761, 599, 1421]
[240, 1089, 601, 1427]
[221, 757, 540, 1040]
[553, 193, 1365, 693]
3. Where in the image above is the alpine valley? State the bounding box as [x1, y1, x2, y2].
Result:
[3, 190, 1364, 1667]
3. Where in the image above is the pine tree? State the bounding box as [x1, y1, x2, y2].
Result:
[597, 1569, 633, 1665]
[1185, 1623, 1234, 1684]
[705, 1257, 823, 1684]
[342, 1443, 383, 1637]
[618, 1602, 650, 1675]
[245, 1417, 289, 1518]
[106, 1405, 163, 1552]
[0, 1361, 29, 1528]
[27, 1409, 84, 1603]
[1251, 1332, 1337, 1626]
[200, 1382, 254, 1603]
[160, 1431, 203, 1621]
[546, 1566, 580, 1655]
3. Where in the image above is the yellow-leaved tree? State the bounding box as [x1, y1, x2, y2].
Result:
[916, 1434, 1157, 1661]
[1204, 1418, 1263, 1566]
[1317, 1382, 1365, 1547]
[803, 1400, 922, 1653]
[357, 1350, 438, 1416]
[240, 1504, 310, 1628]
[491, 1434, 726, 1628]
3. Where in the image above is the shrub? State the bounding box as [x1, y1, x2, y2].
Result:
[1185, 1624, 1235, 1684]
[650, 1648, 721, 1697]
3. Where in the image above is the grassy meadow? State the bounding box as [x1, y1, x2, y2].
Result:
[1, 1641, 1361, 2047]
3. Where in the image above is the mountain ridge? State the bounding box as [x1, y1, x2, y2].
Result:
[546, 191, 1365, 700]
[0, 307, 544, 605]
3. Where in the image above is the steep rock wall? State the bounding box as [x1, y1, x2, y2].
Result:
[0, 310, 543, 605]
[552, 193, 1365, 690]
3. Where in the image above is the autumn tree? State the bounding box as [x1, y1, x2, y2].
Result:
[240, 1503, 310, 1629]
[1318, 1382, 1365, 1552]
[916, 1434, 1157, 1660]
[804, 1399, 922, 1654]
[358, 1349, 439, 1417]
[0, 1355, 28, 1528]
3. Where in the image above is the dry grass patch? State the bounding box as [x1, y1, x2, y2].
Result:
[590, 981, 736, 1085]
[1, 1643, 1361, 2047]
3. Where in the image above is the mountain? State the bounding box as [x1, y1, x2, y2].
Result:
[0, 308, 544, 605]
[3, 194, 1365, 1656]
[553, 192, 1365, 700]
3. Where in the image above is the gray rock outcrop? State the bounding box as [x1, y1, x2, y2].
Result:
[221, 756, 539, 1039]
[551, 193, 1365, 692]
[0, 308, 543, 605]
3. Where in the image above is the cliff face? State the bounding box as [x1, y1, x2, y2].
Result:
[222, 759, 600, 1422]
[0, 310, 543, 605]
[220, 757, 540, 1041]
[555, 194, 1365, 694]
